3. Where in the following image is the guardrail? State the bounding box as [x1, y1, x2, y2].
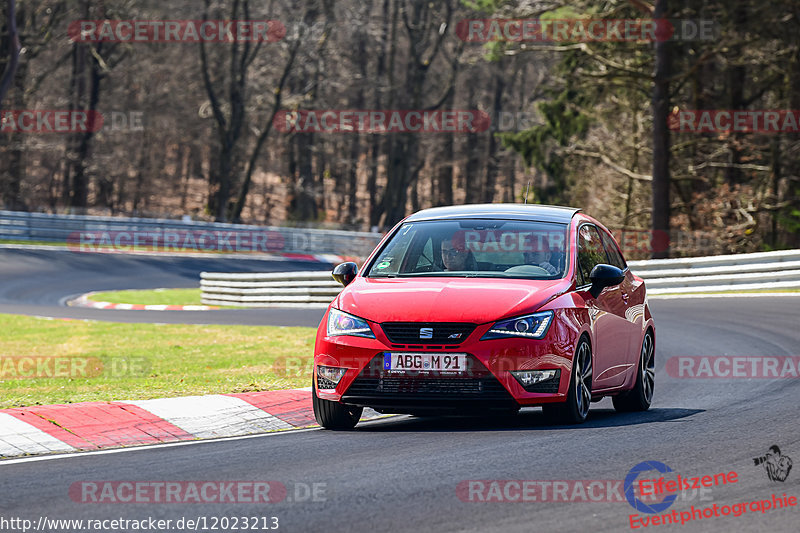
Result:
[201, 271, 342, 307]
[629, 249, 800, 294]
[0, 210, 382, 257]
[201, 249, 800, 307]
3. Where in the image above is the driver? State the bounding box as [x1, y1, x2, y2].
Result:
[441, 235, 476, 271]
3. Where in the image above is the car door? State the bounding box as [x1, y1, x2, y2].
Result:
[599, 229, 645, 373]
[576, 224, 630, 389]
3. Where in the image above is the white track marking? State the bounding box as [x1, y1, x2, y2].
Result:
[0, 416, 401, 465]
[0, 413, 75, 457]
[127, 395, 293, 438]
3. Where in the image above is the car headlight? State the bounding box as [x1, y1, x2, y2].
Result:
[481, 310, 554, 340]
[327, 308, 375, 338]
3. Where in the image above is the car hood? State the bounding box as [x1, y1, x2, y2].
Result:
[336, 276, 571, 324]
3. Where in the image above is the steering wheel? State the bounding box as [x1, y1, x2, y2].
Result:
[504, 265, 550, 276]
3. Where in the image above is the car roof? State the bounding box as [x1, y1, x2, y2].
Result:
[404, 203, 581, 223]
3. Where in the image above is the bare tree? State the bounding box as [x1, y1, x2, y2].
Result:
[0, 0, 20, 105]
[651, 0, 671, 258]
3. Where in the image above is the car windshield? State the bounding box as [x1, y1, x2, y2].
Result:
[366, 220, 569, 279]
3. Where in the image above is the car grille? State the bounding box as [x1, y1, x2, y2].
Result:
[346, 377, 508, 396]
[380, 322, 476, 344]
[341, 354, 516, 411]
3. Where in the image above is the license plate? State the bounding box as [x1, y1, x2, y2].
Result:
[383, 352, 467, 374]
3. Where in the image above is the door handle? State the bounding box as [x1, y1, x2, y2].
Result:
[621, 292, 629, 303]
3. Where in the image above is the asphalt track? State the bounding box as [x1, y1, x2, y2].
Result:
[0, 247, 329, 326]
[1, 247, 799, 532]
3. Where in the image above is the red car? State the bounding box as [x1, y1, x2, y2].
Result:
[312, 204, 655, 428]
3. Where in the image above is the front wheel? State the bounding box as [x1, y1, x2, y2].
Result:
[543, 337, 592, 424]
[312, 381, 363, 430]
[613, 330, 655, 412]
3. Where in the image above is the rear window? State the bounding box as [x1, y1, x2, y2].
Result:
[366, 220, 569, 279]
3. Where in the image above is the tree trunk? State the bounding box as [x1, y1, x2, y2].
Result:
[66, 37, 103, 209]
[724, 4, 747, 186]
[0, 0, 20, 105]
[651, 0, 672, 258]
[464, 79, 482, 204]
[436, 133, 455, 206]
[289, 131, 318, 221]
[483, 67, 505, 203]
[1, 58, 27, 209]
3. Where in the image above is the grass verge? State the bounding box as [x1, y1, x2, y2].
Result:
[0, 313, 316, 408]
[0, 239, 66, 247]
[88, 288, 203, 306]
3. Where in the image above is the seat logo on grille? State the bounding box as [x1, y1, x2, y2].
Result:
[419, 327, 433, 339]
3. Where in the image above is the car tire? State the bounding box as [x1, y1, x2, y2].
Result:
[543, 337, 592, 424]
[312, 381, 363, 430]
[613, 330, 655, 412]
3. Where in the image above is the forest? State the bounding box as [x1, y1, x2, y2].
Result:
[2, 0, 799, 258]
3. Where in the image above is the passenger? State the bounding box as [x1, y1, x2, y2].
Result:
[441, 236, 477, 271]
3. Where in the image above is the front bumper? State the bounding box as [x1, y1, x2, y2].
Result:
[314, 317, 576, 410]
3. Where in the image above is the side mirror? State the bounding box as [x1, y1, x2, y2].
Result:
[332, 262, 358, 287]
[588, 264, 624, 298]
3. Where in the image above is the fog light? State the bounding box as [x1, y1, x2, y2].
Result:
[511, 369, 560, 390]
[317, 365, 347, 389]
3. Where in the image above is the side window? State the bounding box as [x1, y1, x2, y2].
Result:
[577, 225, 606, 286]
[600, 230, 627, 270]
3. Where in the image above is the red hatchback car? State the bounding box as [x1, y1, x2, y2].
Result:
[312, 204, 655, 428]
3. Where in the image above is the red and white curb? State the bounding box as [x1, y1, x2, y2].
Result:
[70, 293, 218, 311]
[0, 389, 379, 458]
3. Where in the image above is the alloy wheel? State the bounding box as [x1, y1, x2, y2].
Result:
[574, 341, 592, 418]
[641, 333, 655, 404]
